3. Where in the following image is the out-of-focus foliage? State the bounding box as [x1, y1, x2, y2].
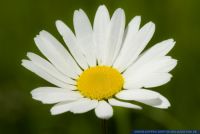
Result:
[0, 0, 200, 134]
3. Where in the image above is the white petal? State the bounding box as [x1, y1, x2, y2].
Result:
[141, 73, 172, 88]
[125, 39, 176, 71]
[34, 31, 82, 78]
[103, 8, 125, 65]
[123, 56, 176, 89]
[95, 101, 113, 119]
[50, 98, 97, 115]
[135, 39, 175, 65]
[154, 95, 171, 109]
[93, 5, 110, 65]
[73, 9, 92, 40]
[114, 21, 155, 72]
[73, 9, 96, 66]
[108, 98, 142, 109]
[116, 89, 158, 100]
[113, 16, 141, 70]
[56, 20, 88, 69]
[50, 101, 74, 115]
[126, 16, 141, 36]
[70, 98, 98, 114]
[116, 89, 170, 109]
[31, 87, 82, 104]
[158, 59, 177, 73]
[27, 52, 75, 85]
[22, 60, 76, 90]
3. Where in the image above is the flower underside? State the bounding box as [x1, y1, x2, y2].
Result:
[77, 66, 124, 100]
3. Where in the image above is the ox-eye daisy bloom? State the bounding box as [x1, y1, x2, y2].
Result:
[22, 5, 177, 119]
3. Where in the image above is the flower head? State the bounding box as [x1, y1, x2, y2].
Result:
[22, 5, 177, 119]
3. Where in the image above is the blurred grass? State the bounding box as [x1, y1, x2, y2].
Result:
[0, 0, 200, 134]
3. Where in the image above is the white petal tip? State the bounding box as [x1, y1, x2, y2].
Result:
[99, 5, 107, 8]
[21, 59, 27, 63]
[50, 106, 65, 115]
[146, 21, 155, 29]
[55, 20, 66, 35]
[38, 30, 50, 39]
[55, 20, 62, 25]
[134, 16, 141, 19]
[74, 10, 79, 14]
[116, 8, 124, 11]
[26, 52, 38, 60]
[151, 22, 155, 28]
[21, 60, 30, 67]
[26, 52, 33, 57]
[34, 36, 40, 42]
[158, 97, 171, 109]
[135, 106, 143, 110]
[95, 101, 113, 119]
[96, 114, 112, 120]
[50, 109, 59, 115]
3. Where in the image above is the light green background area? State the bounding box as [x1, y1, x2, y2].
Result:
[0, 0, 200, 134]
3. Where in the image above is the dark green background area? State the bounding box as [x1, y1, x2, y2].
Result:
[0, 0, 200, 133]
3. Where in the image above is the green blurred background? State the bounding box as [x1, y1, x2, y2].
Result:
[0, 0, 200, 133]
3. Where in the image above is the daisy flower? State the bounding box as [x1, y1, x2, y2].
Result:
[22, 5, 177, 119]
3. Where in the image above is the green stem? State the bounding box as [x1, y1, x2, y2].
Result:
[101, 119, 108, 134]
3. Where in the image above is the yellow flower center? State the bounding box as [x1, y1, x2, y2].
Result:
[77, 66, 124, 100]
